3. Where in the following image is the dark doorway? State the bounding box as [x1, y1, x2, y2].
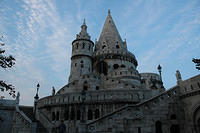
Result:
[96, 61, 108, 75]
[155, 121, 163, 133]
[170, 124, 180, 133]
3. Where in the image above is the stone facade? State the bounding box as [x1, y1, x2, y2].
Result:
[0, 11, 200, 133]
[35, 11, 200, 133]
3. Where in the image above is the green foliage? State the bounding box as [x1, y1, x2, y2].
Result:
[0, 36, 16, 98]
[192, 58, 200, 70]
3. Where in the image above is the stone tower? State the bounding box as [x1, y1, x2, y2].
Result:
[69, 19, 94, 83]
[93, 10, 141, 88]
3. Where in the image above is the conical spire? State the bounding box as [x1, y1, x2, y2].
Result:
[98, 10, 123, 47]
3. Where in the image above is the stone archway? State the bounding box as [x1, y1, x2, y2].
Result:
[193, 105, 200, 133]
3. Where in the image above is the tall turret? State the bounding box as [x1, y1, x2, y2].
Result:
[69, 19, 94, 83]
[93, 10, 141, 88]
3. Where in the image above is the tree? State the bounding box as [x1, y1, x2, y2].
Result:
[192, 58, 200, 70]
[0, 36, 16, 98]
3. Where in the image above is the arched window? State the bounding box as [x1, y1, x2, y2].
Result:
[82, 42, 85, 49]
[170, 114, 176, 120]
[64, 110, 69, 120]
[77, 110, 81, 120]
[70, 107, 75, 120]
[56, 111, 59, 121]
[113, 64, 119, 69]
[155, 121, 162, 133]
[95, 109, 100, 119]
[170, 124, 180, 133]
[88, 109, 93, 120]
[76, 43, 78, 49]
[116, 45, 119, 49]
[96, 61, 108, 75]
[52, 112, 55, 121]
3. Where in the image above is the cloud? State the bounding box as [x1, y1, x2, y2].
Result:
[0, 0, 80, 105]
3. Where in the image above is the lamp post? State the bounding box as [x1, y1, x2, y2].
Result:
[33, 83, 40, 121]
[80, 87, 86, 133]
[157, 65, 164, 88]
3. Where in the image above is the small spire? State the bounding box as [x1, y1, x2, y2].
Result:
[108, 9, 111, 15]
[83, 18, 86, 25]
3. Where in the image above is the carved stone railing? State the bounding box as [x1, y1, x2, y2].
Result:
[15, 105, 32, 127]
[38, 110, 55, 133]
[86, 86, 179, 132]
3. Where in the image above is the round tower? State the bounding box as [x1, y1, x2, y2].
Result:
[93, 10, 141, 88]
[69, 19, 94, 83]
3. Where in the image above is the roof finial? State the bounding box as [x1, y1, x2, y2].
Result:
[83, 18, 86, 25]
[108, 9, 111, 15]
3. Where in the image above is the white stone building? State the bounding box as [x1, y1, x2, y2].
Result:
[0, 10, 200, 133]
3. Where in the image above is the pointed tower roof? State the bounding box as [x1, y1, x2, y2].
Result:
[98, 10, 123, 47]
[76, 19, 90, 40]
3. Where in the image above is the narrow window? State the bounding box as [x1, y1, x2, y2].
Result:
[83, 85, 88, 91]
[88, 44, 91, 50]
[64, 110, 69, 120]
[56, 111, 59, 121]
[75, 63, 77, 67]
[76, 43, 78, 49]
[52, 112, 55, 121]
[95, 109, 100, 119]
[77, 110, 81, 120]
[70, 107, 75, 120]
[88, 109, 93, 120]
[191, 85, 193, 90]
[198, 82, 200, 88]
[82, 42, 85, 49]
